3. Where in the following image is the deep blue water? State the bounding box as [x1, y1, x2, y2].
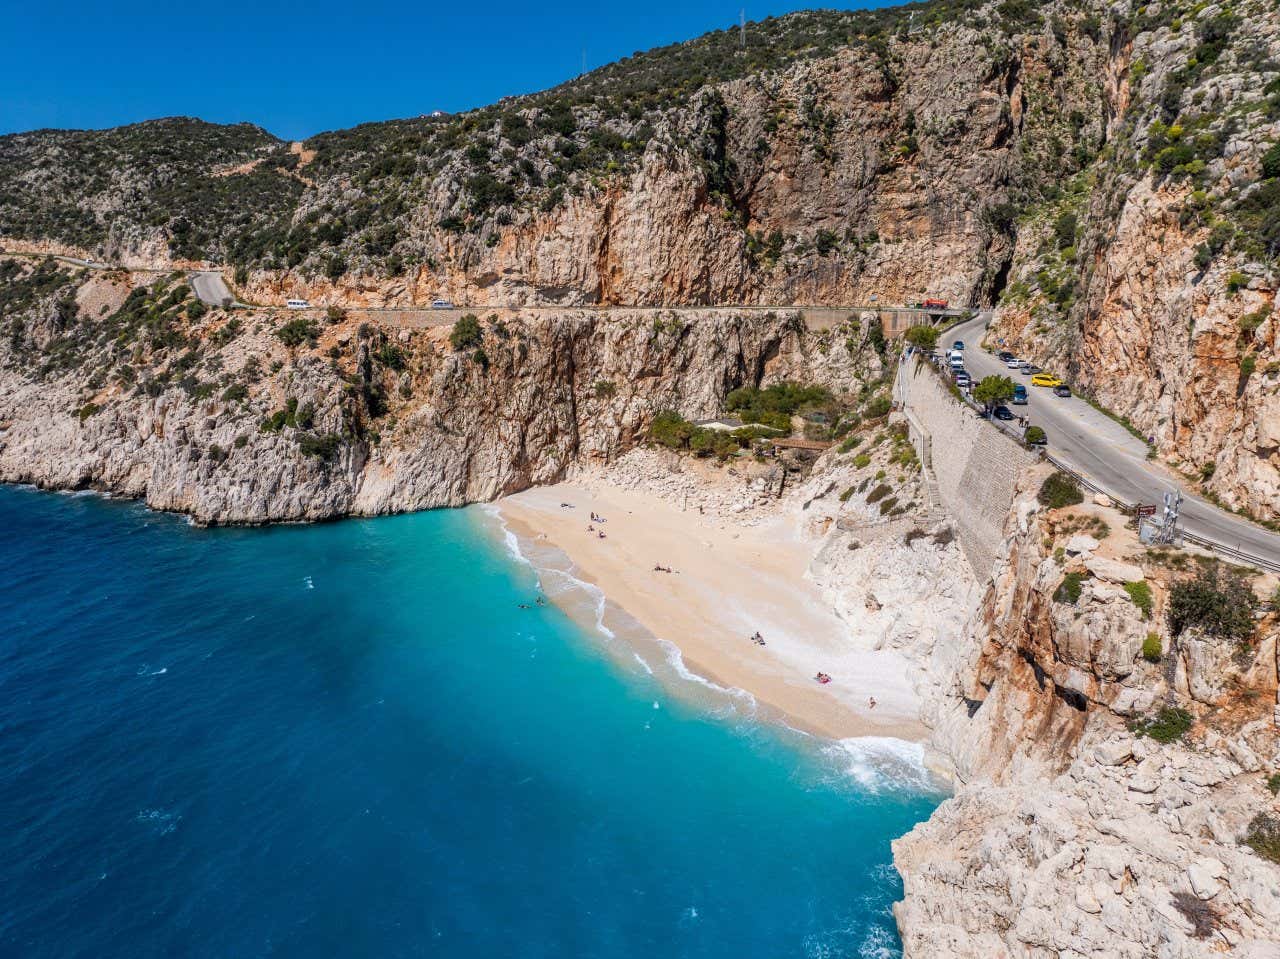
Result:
[0, 485, 940, 958]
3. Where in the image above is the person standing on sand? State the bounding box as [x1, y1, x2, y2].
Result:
[868, 697, 877, 709]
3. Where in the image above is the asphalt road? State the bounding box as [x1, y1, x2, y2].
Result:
[189, 271, 239, 307]
[947, 314, 1280, 566]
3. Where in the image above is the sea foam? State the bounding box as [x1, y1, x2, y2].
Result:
[824, 737, 944, 796]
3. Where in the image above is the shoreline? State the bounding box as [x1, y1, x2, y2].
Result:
[494, 481, 929, 744]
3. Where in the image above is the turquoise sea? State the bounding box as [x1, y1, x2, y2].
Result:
[0, 484, 942, 958]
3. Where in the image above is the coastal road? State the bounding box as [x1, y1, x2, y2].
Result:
[948, 313, 1280, 566]
[189, 271, 242, 307]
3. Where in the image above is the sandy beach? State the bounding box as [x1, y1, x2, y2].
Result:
[496, 481, 927, 742]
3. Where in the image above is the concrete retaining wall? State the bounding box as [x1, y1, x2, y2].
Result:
[895, 355, 1039, 579]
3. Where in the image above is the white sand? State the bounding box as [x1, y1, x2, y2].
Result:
[497, 482, 926, 741]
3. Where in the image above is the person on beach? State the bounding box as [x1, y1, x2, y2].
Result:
[868, 696, 877, 709]
[536, 597, 546, 607]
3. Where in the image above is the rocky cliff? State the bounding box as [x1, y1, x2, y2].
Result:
[986, 0, 1280, 522]
[889, 477, 1280, 956]
[0, 257, 882, 523]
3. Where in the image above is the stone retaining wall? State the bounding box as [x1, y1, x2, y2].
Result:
[896, 355, 1039, 579]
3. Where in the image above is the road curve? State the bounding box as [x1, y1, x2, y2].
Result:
[948, 313, 1280, 566]
[188, 271, 240, 307]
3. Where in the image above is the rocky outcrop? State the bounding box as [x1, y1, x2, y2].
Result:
[0, 261, 882, 523]
[887, 475, 1280, 956]
[894, 721, 1280, 958]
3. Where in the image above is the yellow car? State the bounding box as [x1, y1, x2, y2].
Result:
[1031, 373, 1064, 388]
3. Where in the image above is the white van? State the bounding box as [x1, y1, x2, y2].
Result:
[286, 298, 311, 310]
[431, 299, 455, 310]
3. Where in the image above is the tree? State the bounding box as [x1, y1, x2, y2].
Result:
[973, 374, 1015, 409]
[904, 324, 939, 351]
[449, 314, 483, 351]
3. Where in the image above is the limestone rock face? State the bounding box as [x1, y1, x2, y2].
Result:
[0, 301, 861, 524]
[894, 724, 1280, 959]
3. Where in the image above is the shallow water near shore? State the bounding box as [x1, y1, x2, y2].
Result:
[1, 484, 943, 958]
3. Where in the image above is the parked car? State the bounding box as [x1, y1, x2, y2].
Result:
[955, 372, 971, 389]
[1027, 364, 1043, 375]
[285, 298, 311, 310]
[998, 351, 1015, 362]
[431, 299, 455, 309]
[1006, 357, 1023, 369]
[952, 340, 965, 351]
[1012, 384, 1028, 405]
[1053, 384, 1072, 398]
[1031, 373, 1064, 387]
[1018, 362, 1033, 374]
[992, 405, 1015, 420]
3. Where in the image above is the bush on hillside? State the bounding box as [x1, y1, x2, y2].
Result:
[450, 314, 483, 351]
[1124, 580, 1154, 619]
[1167, 566, 1257, 640]
[275, 318, 319, 347]
[1055, 571, 1086, 604]
[1038, 472, 1083, 508]
[1244, 813, 1280, 864]
[1129, 706, 1193, 743]
[1142, 632, 1162, 663]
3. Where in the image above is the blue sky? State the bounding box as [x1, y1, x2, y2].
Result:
[2, 0, 881, 140]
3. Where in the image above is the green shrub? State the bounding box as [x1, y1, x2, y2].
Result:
[449, 314, 483, 351]
[222, 383, 248, 403]
[297, 432, 343, 459]
[1167, 567, 1257, 640]
[1226, 271, 1249, 295]
[1129, 706, 1193, 743]
[1265, 773, 1280, 796]
[275, 318, 319, 347]
[866, 483, 892, 504]
[1261, 142, 1280, 180]
[852, 453, 872, 469]
[1038, 472, 1083, 509]
[1055, 572, 1086, 604]
[1024, 425, 1047, 446]
[863, 396, 892, 419]
[838, 435, 862, 453]
[375, 344, 407, 369]
[650, 410, 694, 449]
[1243, 813, 1280, 864]
[839, 486, 856, 502]
[593, 380, 617, 398]
[186, 300, 208, 321]
[878, 496, 899, 515]
[1124, 580, 1154, 618]
[1142, 632, 1162, 663]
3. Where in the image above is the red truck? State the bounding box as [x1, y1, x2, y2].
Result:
[922, 298, 949, 309]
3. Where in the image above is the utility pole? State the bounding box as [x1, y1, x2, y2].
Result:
[739, 9, 746, 49]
